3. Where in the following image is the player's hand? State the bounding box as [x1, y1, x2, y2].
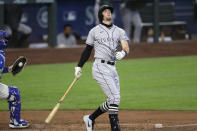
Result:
[115, 50, 126, 60]
[8, 65, 13, 73]
[75, 67, 82, 79]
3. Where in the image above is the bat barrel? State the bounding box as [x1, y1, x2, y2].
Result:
[45, 103, 61, 123]
[44, 77, 78, 124]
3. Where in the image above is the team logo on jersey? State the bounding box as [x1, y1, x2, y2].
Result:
[100, 37, 115, 43]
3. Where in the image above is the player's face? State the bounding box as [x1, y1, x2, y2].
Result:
[64, 26, 72, 35]
[102, 9, 112, 21]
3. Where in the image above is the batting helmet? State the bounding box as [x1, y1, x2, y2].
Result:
[98, 5, 114, 23]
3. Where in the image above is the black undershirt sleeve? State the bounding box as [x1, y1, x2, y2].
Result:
[77, 45, 93, 67]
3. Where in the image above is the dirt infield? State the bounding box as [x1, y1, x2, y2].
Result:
[5, 40, 197, 65]
[1, 40, 197, 131]
[1, 110, 197, 131]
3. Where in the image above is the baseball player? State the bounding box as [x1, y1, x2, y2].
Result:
[119, 0, 146, 43]
[0, 30, 29, 128]
[75, 5, 129, 131]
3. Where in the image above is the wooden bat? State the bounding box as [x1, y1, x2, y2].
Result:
[45, 77, 78, 124]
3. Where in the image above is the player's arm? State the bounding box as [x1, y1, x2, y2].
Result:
[75, 45, 93, 78]
[77, 45, 93, 67]
[121, 39, 129, 54]
[75, 28, 95, 79]
[115, 40, 129, 60]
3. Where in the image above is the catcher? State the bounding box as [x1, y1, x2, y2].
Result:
[0, 30, 29, 128]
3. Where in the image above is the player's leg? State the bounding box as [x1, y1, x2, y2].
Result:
[83, 101, 109, 131]
[17, 23, 32, 35]
[89, 101, 109, 120]
[0, 83, 29, 128]
[93, 63, 121, 131]
[7, 86, 29, 128]
[132, 11, 143, 43]
[0, 83, 9, 99]
[108, 73, 121, 131]
[16, 23, 32, 47]
[91, 63, 116, 120]
[120, 5, 132, 38]
[94, 0, 100, 25]
[83, 63, 112, 131]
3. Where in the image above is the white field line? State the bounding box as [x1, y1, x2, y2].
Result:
[33, 123, 197, 128]
[165, 123, 197, 128]
[95, 123, 154, 126]
[95, 123, 197, 128]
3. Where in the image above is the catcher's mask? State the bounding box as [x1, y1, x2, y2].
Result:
[98, 5, 114, 23]
[0, 30, 8, 49]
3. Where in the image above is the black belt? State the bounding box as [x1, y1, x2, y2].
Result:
[101, 60, 115, 65]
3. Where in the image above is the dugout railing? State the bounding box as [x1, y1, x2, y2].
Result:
[140, 2, 187, 41]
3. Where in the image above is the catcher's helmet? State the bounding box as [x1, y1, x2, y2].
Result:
[98, 5, 114, 23]
[0, 30, 8, 49]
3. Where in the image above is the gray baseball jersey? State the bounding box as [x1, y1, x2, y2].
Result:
[86, 24, 129, 107]
[86, 24, 129, 61]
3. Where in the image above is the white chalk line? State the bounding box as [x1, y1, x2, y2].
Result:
[95, 123, 154, 126]
[32, 123, 197, 128]
[165, 123, 197, 128]
[95, 123, 197, 128]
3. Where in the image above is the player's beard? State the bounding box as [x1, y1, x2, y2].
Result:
[105, 14, 112, 20]
[106, 17, 112, 21]
[104, 16, 112, 24]
[102, 15, 112, 25]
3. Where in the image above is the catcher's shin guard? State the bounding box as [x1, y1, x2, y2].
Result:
[7, 86, 21, 125]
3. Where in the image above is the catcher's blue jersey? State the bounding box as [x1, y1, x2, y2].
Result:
[0, 50, 5, 78]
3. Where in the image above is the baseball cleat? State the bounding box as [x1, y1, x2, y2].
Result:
[9, 119, 29, 129]
[83, 115, 94, 131]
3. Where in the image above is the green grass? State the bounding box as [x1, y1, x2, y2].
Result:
[0, 55, 197, 111]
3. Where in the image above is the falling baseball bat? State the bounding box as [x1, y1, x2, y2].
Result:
[45, 76, 78, 124]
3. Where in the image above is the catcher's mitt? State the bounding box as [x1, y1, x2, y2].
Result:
[12, 56, 27, 76]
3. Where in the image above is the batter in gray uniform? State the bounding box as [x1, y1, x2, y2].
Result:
[75, 5, 129, 131]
